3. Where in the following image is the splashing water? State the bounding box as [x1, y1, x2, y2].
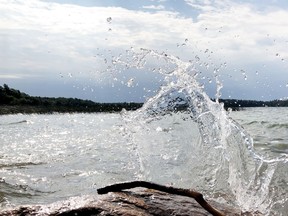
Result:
[117, 49, 288, 215]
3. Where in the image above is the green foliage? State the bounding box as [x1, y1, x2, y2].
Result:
[0, 83, 287, 115]
[0, 84, 143, 114]
[218, 98, 288, 109]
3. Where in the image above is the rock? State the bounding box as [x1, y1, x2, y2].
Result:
[0, 189, 259, 216]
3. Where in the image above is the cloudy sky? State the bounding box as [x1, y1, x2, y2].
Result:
[1, 0, 288, 102]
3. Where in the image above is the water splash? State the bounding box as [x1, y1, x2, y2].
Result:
[119, 49, 288, 215]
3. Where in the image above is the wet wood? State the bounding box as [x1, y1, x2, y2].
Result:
[0, 184, 261, 216]
[98, 181, 224, 216]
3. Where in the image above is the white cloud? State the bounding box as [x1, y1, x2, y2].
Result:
[193, 3, 288, 61]
[0, 74, 22, 79]
[0, 0, 109, 34]
[184, 0, 228, 12]
[149, 0, 167, 2]
[0, 0, 287, 100]
[142, 5, 165, 10]
[2, 0, 287, 58]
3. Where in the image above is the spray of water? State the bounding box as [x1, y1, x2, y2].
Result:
[115, 48, 287, 215]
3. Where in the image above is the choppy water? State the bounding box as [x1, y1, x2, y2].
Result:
[1, 110, 287, 215]
[230, 107, 288, 156]
[0, 113, 140, 207]
[1, 50, 288, 215]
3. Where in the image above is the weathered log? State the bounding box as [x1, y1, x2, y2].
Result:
[0, 186, 261, 215]
[98, 181, 224, 216]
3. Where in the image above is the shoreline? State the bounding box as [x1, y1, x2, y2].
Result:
[0, 104, 143, 115]
[1, 84, 287, 115]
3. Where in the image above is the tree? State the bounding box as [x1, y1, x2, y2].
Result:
[3, 83, 10, 93]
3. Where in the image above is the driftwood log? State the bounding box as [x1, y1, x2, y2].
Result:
[0, 181, 261, 216]
[98, 181, 224, 216]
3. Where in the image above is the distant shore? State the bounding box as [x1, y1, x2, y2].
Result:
[0, 104, 143, 115]
[1, 84, 287, 115]
[0, 84, 143, 115]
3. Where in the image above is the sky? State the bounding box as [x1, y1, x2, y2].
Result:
[1, 0, 288, 102]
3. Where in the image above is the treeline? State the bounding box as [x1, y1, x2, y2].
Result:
[0, 84, 142, 114]
[1, 84, 287, 115]
[218, 98, 288, 109]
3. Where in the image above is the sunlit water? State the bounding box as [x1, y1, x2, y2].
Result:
[0, 110, 287, 215]
[1, 50, 288, 215]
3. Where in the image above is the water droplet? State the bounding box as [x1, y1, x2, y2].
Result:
[68, 73, 72, 77]
[156, 126, 163, 132]
[213, 68, 220, 73]
[276, 53, 280, 56]
[255, 71, 259, 75]
[106, 17, 112, 23]
[127, 78, 134, 87]
[185, 38, 188, 42]
[195, 55, 200, 61]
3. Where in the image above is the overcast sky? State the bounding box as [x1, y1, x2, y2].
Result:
[1, 0, 288, 102]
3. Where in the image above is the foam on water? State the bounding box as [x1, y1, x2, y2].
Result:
[119, 49, 288, 215]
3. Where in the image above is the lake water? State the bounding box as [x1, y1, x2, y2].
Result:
[0, 107, 287, 215]
[1, 50, 288, 215]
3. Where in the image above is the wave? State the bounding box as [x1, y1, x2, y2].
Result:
[267, 123, 288, 129]
[244, 120, 288, 129]
[0, 120, 28, 126]
[0, 162, 45, 169]
[245, 120, 268, 125]
[119, 49, 288, 215]
[0, 178, 47, 208]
